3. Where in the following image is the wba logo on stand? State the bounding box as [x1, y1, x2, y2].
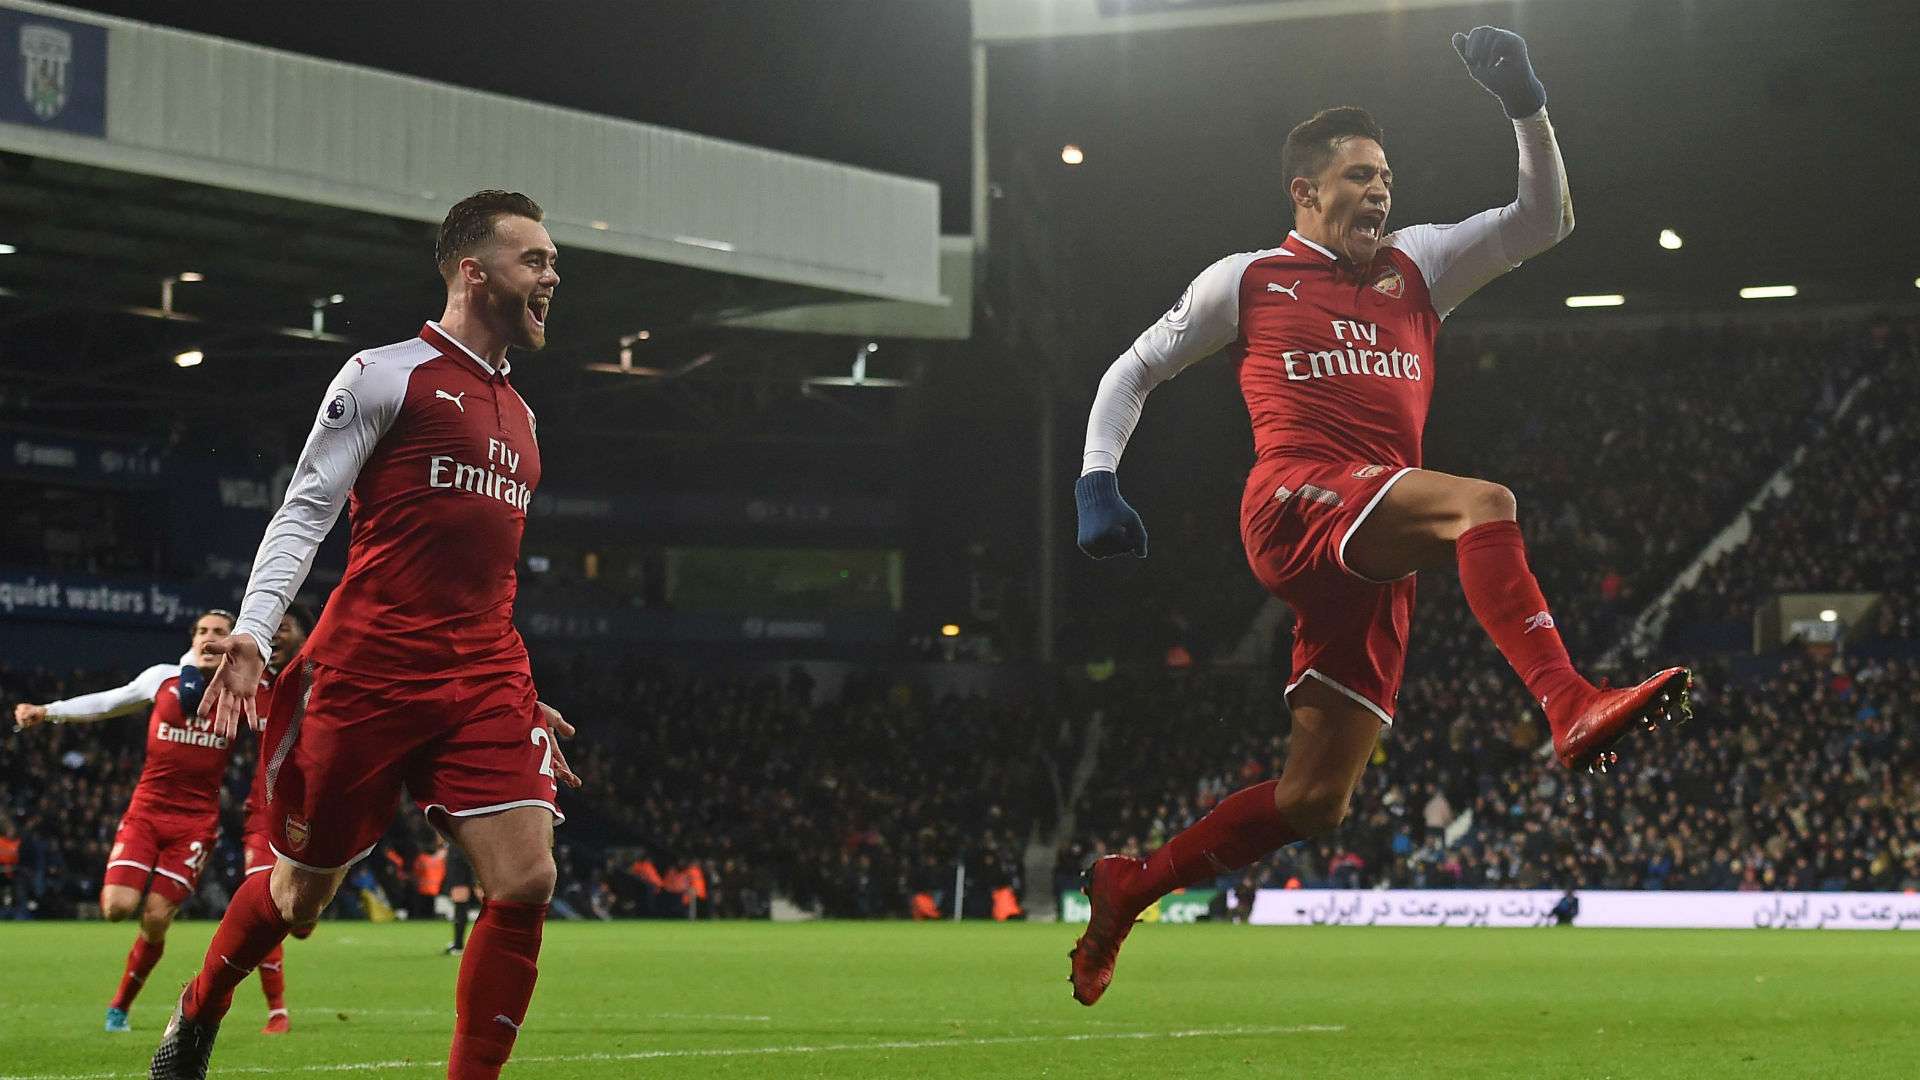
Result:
[1, 10, 105, 136]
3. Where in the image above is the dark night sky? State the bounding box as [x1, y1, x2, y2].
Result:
[58, 0, 977, 231]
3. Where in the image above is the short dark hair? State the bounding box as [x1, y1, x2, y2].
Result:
[196, 608, 235, 629]
[283, 601, 315, 638]
[435, 190, 544, 278]
[1281, 106, 1385, 193]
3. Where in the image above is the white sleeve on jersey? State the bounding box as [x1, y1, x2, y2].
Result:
[43, 662, 175, 723]
[1081, 253, 1248, 475]
[1386, 108, 1573, 319]
[232, 356, 406, 657]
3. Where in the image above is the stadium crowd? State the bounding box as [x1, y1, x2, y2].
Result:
[1062, 650, 1920, 896]
[6, 317, 1914, 920]
[1666, 317, 1920, 646]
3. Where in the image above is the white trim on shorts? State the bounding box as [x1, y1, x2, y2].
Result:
[1285, 667, 1394, 727]
[421, 798, 566, 825]
[151, 866, 193, 889]
[1335, 466, 1417, 583]
[269, 840, 379, 875]
[105, 859, 153, 874]
[245, 863, 274, 877]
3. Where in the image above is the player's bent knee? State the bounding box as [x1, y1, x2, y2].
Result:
[1277, 785, 1353, 837]
[99, 887, 139, 922]
[139, 895, 177, 939]
[1464, 480, 1518, 526]
[271, 863, 343, 925]
[488, 856, 557, 905]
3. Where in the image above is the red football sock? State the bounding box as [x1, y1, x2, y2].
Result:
[447, 901, 547, 1080]
[257, 943, 287, 1013]
[1456, 520, 1592, 726]
[1132, 780, 1300, 910]
[110, 934, 164, 1011]
[182, 871, 292, 1024]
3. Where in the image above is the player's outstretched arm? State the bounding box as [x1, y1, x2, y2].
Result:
[223, 355, 404, 693]
[1078, 255, 1244, 559]
[12, 662, 176, 729]
[1387, 26, 1572, 319]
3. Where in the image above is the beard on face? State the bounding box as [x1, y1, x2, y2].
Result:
[483, 283, 541, 350]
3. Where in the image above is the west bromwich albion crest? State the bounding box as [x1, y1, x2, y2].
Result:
[20, 24, 73, 122]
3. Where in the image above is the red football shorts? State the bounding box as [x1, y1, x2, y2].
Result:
[259, 659, 564, 872]
[104, 811, 216, 904]
[1240, 457, 1417, 725]
[241, 822, 275, 878]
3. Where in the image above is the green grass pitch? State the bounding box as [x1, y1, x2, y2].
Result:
[1, 919, 1914, 1078]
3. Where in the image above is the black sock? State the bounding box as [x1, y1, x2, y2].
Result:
[452, 901, 469, 949]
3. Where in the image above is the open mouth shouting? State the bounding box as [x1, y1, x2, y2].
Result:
[1350, 208, 1387, 254]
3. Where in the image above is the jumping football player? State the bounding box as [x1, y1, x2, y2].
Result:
[13, 610, 246, 1032]
[151, 191, 580, 1080]
[1068, 27, 1690, 1005]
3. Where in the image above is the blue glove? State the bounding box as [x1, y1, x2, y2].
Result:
[177, 664, 208, 716]
[1451, 26, 1546, 119]
[1075, 471, 1148, 559]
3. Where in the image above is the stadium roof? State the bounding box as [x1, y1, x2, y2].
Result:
[0, 0, 963, 450]
[979, 0, 1920, 346]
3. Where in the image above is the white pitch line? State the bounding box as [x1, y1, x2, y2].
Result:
[0, 1023, 1344, 1079]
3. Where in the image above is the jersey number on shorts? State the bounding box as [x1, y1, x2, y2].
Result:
[530, 726, 555, 780]
[185, 841, 208, 872]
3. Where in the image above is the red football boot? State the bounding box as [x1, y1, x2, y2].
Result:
[1068, 855, 1146, 1006]
[1551, 666, 1693, 772]
[260, 1009, 290, 1035]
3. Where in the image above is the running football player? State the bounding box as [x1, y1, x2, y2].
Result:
[151, 191, 580, 1080]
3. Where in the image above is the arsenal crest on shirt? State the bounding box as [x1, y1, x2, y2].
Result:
[1370, 267, 1405, 299]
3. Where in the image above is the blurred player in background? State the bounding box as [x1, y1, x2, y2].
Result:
[241, 602, 315, 1034]
[1069, 27, 1691, 1005]
[13, 610, 247, 1032]
[443, 842, 481, 956]
[152, 191, 580, 1080]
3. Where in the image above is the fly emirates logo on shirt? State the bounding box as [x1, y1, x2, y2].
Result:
[1281, 320, 1423, 384]
[428, 437, 533, 511]
[158, 712, 229, 750]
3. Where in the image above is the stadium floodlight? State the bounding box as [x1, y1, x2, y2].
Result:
[1913, 277, 1919, 290]
[160, 273, 204, 316]
[1564, 294, 1625, 308]
[672, 234, 735, 253]
[1819, 609, 1839, 623]
[172, 349, 204, 368]
[1739, 285, 1797, 300]
[1060, 144, 1085, 165]
[0, 243, 14, 254]
[1658, 229, 1683, 250]
[310, 294, 346, 334]
[589, 220, 610, 231]
[940, 623, 961, 638]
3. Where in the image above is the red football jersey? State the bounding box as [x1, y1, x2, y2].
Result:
[125, 676, 240, 823]
[1232, 237, 1438, 467]
[234, 322, 541, 681]
[1078, 112, 1574, 478]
